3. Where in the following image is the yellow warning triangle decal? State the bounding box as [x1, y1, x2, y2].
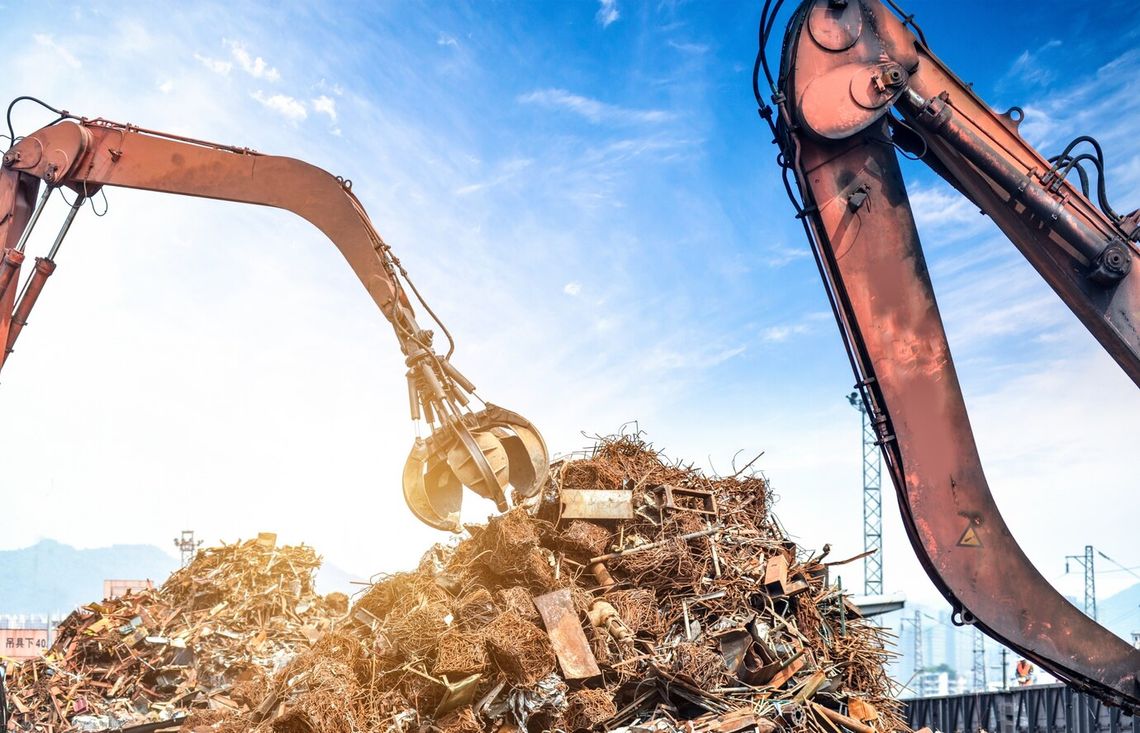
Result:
[958, 526, 982, 547]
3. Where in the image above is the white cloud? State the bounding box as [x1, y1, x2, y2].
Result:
[563, 281, 582, 296]
[33, 33, 81, 69]
[596, 0, 620, 28]
[194, 52, 232, 76]
[455, 158, 533, 195]
[1003, 47, 1140, 151]
[251, 91, 307, 121]
[437, 32, 458, 48]
[593, 316, 619, 332]
[1015, 103, 1058, 147]
[316, 78, 344, 97]
[519, 88, 671, 125]
[668, 40, 708, 55]
[760, 324, 809, 342]
[764, 244, 809, 268]
[906, 183, 988, 246]
[312, 94, 337, 122]
[227, 40, 280, 81]
[642, 344, 745, 372]
[1002, 39, 1063, 90]
[157, 80, 174, 94]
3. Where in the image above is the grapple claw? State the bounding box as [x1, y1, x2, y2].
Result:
[402, 404, 549, 533]
[402, 437, 464, 532]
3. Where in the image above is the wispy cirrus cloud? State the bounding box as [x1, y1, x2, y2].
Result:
[642, 343, 746, 372]
[763, 244, 809, 268]
[999, 39, 1062, 91]
[196, 40, 280, 82]
[33, 33, 81, 69]
[668, 39, 709, 55]
[226, 40, 280, 81]
[759, 312, 830, 343]
[454, 157, 533, 195]
[906, 183, 990, 247]
[518, 88, 671, 125]
[311, 95, 337, 121]
[596, 0, 620, 28]
[251, 91, 307, 121]
[194, 52, 231, 75]
[760, 323, 808, 343]
[1008, 47, 1140, 154]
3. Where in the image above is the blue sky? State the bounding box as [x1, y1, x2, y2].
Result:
[1, 1, 1138, 624]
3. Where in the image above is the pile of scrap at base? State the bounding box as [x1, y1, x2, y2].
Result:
[200, 434, 904, 733]
[3, 534, 348, 733]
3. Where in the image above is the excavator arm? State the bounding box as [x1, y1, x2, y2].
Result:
[0, 111, 547, 533]
[764, 0, 1140, 712]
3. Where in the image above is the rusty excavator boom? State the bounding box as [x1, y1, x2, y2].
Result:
[0, 100, 547, 534]
[762, 0, 1140, 713]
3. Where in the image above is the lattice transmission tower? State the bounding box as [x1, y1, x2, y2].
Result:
[848, 392, 883, 595]
[972, 626, 987, 692]
[173, 530, 203, 568]
[1065, 545, 1097, 620]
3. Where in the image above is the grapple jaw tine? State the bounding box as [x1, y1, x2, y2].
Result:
[402, 404, 549, 533]
[490, 411, 548, 499]
[402, 437, 464, 533]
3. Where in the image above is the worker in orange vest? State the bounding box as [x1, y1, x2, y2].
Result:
[1016, 659, 1034, 686]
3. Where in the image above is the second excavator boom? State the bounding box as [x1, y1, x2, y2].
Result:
[760, 0, 1140, 712]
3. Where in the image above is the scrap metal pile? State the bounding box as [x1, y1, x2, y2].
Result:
[195, 435, 904, 733]
[3, 534, 347, 733]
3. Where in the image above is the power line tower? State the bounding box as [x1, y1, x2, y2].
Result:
[972, 627, 987, 692]
[847, 392, 883, 595]
[173, 530, 202, 568]
[1065, 545, 1097, 620]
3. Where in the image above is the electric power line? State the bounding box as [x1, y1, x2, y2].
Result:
[1099, 565, 1140, 574]
[1097, 551, 1140, 582]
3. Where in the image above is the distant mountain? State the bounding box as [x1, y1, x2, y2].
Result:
[0, 539, 179, 616]
[1099, 582, 1140, 643]
[0, 539, 362, 618]
[315, 561, 361, 597]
